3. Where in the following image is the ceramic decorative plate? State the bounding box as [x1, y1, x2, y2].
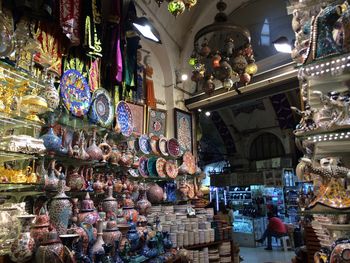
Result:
[156, 158, 167, 178]
[165, 161, 178, 179]
[116, 101, 134, 137]
[158, 137, 169, 157]
[60, 69, 91, 117]
[138, 156, 149, 178]
[92, 88, 114, 127]
[147, 157, 158, 177]
[183, 151, 196, 175]
[128, 169, 139, 178]
[139, 134, 151, 155]
[167, 138, 181, 158]
[150, 136, 160, 155]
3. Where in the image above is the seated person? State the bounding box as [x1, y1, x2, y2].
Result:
[255, 211, 287, 250]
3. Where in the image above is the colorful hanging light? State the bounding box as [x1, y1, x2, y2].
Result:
[168, 0, 186, 17]
[183, 0, 197, 10]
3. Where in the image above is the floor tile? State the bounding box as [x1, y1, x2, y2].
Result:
[240, 247, 294, 263]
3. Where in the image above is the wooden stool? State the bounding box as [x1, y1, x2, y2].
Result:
[280, 235, 292, 252]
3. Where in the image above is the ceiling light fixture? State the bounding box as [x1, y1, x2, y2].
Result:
[205, 111, 211, 117]
[133, 17, 162, 43]
[273, 36, 292, 53]
[189, 0, 257, 95]
[155, 0, 197, 17]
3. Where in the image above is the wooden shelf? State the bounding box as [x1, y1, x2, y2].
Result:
[184, 239, 232, 250]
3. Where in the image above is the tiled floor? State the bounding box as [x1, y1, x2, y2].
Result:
[240, 247, 295, 263]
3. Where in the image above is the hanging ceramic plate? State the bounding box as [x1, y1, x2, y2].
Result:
[165, 161, 178, 179]
[139, 134, 151, 155]
[150, 135, 160, 155]
[147, 157, 158, 177]
[60, 69, 92, 117]
[138, 156, 149, 178]
[116, 101, 133, 137]
[91, 88, 114, 127]
[167, 138, 181, 158]
[156, 158, 167, 178]
[183, 151, 196, 175]
[158, 137, 169, 157]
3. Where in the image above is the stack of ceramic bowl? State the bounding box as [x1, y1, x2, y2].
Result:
[202, 247, 209, 263]
[188, 231, 194, 246]
[162, 224, 171, 233]
[177, 232, 184, 247]
[170, 232, 177, 247]
[219, 242, 231, 263]
[162, 205, 174, 214]
[192, 250, 199, 263]
[174, 204, 192, 214]
[199, 230, 205, 244]
[165, 213, 176, 222]
[209, 228, 215, 242]
[149, 205, 162, 214]
[194, 230, 199, 244]
[209, 248, 220, 263]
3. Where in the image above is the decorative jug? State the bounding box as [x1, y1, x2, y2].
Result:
[137, 189, 151, 216]
[99, 134, 112, 162]
[35, 230, 65, 263]
[102, 186, 119, 220]
[30, 207, 50, 246]
[126, 222, 140, 253]
[103, 219, 122, 249]
[109, 144, 121, 165]
[67, 167, 86, 191]
[91, 219, 105, 257]
[78, 193, 99, 225]
[44, 159, 59, 192]
[86, 129, 103, 161]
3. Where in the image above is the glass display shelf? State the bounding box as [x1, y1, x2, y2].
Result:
[299, 209, 350, 215]
[295, 52, 350, 72]
[0, 113, 42, 130]
[0, 150, 37, 163]
[295, 127, 350, 140]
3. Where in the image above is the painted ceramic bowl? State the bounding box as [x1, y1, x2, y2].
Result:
[139, 134, 151, 155]
[158, 137, 169, 157]
[138, 156, 149, 178]
[150, 136, 160, 155]
[156, 158, 167, 178]
[167, 138, 181, 158]
[165, 161, 178, 179]
[147, 157, 158, 177]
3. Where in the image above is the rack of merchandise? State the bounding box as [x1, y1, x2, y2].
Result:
[289, 0, 350, 261]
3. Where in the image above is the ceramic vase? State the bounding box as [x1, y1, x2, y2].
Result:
[145, 237, 159, 259]
[78, 193, 99, 225]
[30, 208, 50, 246]
[103, 219, 122, 250]
[49, 177, 72, 235]
[41, 127, 62, 155]
[117, 224, 129, 251]
[68, 222, 96, 255]
[162, 231, 172, 250]
[109, 144, 121, 165]
[92, 219, 105, 257]
[10, 215, 36, 263]
[42, 77, 59, 110]
[137, 190, 151, 216]
[44, 159, 59, 192]
[126, 223, 140, 253]
[36, 159, 48, 185]
[35, 230, 64, 263]
[102, 243, 113, 263]
[102, 186, 119, 219]
[147, 183, 164, 203]
[59, 233, 79, 262]
[99, 134, 112, 162]
[122, 206, 139, 223]
[86, 129, 103, 161]
[93, 174, 105, 193]
[67, 167, 86, 191]
[112, 240, 124, 263]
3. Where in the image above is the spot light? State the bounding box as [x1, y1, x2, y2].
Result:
[205, 111, 211, 117]
[181, 74, 188, 81]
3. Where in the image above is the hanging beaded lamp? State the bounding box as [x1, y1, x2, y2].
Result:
[155, 0, 197, 17]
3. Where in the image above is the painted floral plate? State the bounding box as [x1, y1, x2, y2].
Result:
[147, 157, 158, 177]
[158, 137, 169, 157]
[116, 101, 133, 137]
[150, 135, 160, 155]
[165, 160, 178, 179]
[138, 156, 149, 178]
[91, 88, 114, 127]
[139, 134, 151, 155]
[167, 138, 181, 158]
[156, 158, 167, 178]
[60, 69, 91, 117]
[183, 151, 196, 175]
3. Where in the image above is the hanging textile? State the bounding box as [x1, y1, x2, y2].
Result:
[59, 0, 82, 46]
[83, 0, 102, 57]
[144, 54, 156, 108]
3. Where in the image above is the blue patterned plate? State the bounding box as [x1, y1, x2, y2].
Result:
[116, 101, 133, 137]
[91, 88, 114, 128]
[139, 134, 151, 155]
[60, 69, 91, 117]
[138, 156, 149, 178]
[147, 157, 158, 177]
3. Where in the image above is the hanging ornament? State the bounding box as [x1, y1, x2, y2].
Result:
[183, 0, 197, 10]
[191, 71, 203, 83]
[211, 52, 221, 68]
[224, 37, 235, 57]
[188, 55, 198, 66]
[240, 72, 251, 85]
[199, 38, 211, 57]
[245, 62, 258, 75]
[155, 0, 165, 7]
[214, 58, 232, 82]
[223, 78, 234, 90]
[232, 55, 248, 73]
[168, 0, 186, 17]
[202, 75, 215, 95]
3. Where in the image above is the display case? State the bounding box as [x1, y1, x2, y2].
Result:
[233, 214, 266, 247]
[264, 187, 285, 219]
